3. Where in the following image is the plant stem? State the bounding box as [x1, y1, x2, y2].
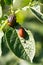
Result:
[0, 20, 8, 31]
[10, 5, 14, 14]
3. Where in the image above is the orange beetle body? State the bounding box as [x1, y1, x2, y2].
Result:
[8, 14, 16, 27]
[18, 27, 25, 38]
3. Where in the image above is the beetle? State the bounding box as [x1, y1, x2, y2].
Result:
[8, 14, 16, 27]
[18, 27, 25, 38]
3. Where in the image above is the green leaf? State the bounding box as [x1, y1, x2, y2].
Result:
[16, 10, 26, 24]
[13, 0, 32, 10]
[16, 8, 34, 24]
[30, 7, 43, 23]
[0, 16, 8, 28]
[3, 26, 35, 62]
[16, 29, 35, 62]
[0, 31, 4, 56]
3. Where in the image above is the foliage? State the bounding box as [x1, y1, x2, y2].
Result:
[0, 0, 43, 65]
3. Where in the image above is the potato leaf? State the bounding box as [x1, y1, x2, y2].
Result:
[2, 26, 35, 62]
